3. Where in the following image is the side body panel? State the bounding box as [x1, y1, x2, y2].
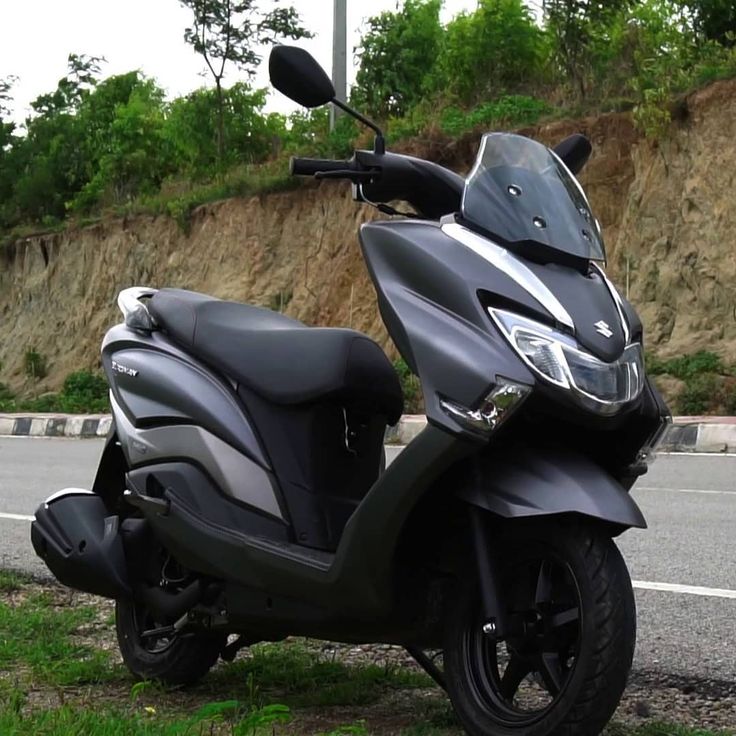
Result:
[101, 324, 284, 522]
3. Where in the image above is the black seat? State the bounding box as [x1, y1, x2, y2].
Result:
[149, 289, 403, 423]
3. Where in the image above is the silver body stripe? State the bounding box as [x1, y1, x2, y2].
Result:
[111, 396, 283, 520]
[441, 222, 575, 330]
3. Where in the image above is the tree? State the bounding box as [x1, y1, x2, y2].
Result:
[354, 0, 443, 118]
[73, 77, 174, 208]
[30, 53, 105, 116]
[684, 0, 736, 45]
[179, 0, 311, 169]
[0, 76, 19, 227]
[543, 0, 634, 98]
[0, 75, 17, 121]
[433, 0, 546, 105]
[165, 83, 283, 177]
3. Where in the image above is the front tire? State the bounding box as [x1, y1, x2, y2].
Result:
[444, 520, 635, 736]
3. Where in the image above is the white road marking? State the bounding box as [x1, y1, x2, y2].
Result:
[0, 512, 734, 600]
[659, 451, 736, 457]
[0, 512, 34, 522]
[637, 486, 736, 496]
[633, 580, 736, 599]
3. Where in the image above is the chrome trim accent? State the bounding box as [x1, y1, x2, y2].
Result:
[117, 287, 158, 331]
[111, 397, 283, 520]
[440, 378, 531, 435]
[441, 223, 574, 330]
[43, 488, 95, 509]
[591, 263, 630, 344]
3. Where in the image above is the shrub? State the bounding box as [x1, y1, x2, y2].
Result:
[0, 370, 108, 414]
[0, 382, 16, 411]
[647, 350, 724, 380]
[393, 358, 424, 414]
[23, 349, 48, 380]
[440, 96, 551, 136]
[58, 370, 109, 413]
[675, 373, 719, 415]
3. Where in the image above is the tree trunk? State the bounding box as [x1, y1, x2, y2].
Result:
[215, 80, 225, 179]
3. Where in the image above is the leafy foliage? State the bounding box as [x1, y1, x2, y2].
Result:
[4, 0, 736, 236]
[648, 350, 736, 415]
[354, 0, 443, 118]
[0, 369, 108, 413]
[393, 358, 424, 414]
[439, 96, 552, 136]
[23, 349, 48, 380]
[180, 0, 311, 167]
[647, 350, 725, 379]
[433, 0, 546, 105]
[684, 0, 736, 45]
[543, 0, 634, 99]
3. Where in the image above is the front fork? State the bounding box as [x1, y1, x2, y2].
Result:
[470, 505, 508, 639]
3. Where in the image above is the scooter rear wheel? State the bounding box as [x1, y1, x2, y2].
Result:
[443, 520, 635, 736]
[116, 598, 224, 686]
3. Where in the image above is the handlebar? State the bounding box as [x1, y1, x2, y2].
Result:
[289, 156, 355, 177]
[288, 150, 465, 220]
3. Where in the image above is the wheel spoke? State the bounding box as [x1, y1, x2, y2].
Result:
[549, 606, 579, 630]
[500, 654, 532, 700]
[535, 560, 553, 605]
[537, 651, 563, 695]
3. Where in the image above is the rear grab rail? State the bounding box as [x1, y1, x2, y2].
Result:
[117, 287, 159, 332]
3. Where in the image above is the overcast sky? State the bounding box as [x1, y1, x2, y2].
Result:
[0, 0, 477, 125]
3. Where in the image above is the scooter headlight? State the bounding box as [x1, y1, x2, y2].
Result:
[490, 309, 644, 415]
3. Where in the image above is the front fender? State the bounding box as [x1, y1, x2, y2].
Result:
[458, 446, 646, 530]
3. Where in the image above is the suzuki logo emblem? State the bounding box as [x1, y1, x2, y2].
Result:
[594, 320, 613, 339]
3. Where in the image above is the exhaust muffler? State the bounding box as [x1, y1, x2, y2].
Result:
[31, 489, 130, 599]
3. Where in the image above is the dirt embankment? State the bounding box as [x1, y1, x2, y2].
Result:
[3, 80, 736, 393]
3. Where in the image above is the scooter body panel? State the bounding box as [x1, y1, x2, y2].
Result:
[101, 324, 284, 522]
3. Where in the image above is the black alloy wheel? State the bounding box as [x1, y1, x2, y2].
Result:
[444, 521, 636, 736]
[116, 552, 225, 687]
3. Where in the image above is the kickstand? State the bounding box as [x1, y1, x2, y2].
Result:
[405, 647, 447, 691]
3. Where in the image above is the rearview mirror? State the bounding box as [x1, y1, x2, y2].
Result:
[269, 45, 335, 108]
[553, 134, 592, 176]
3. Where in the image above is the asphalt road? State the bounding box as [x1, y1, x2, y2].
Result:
[1, 438, 735, 690]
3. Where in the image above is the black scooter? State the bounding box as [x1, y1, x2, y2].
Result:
[31, 46, 670, 736]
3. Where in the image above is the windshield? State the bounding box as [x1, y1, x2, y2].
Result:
[461, 133, 605, 262]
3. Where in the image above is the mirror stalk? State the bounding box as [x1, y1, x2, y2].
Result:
[332, 98, 386, 155]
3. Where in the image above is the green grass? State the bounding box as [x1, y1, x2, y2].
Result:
[0, 589, 119, 687]
[607, 726, 734, 736]
[0, 699, 293, 736]
[0, 569, 28, 593]
[212, 640, 432, 708]
[0, 575, 731, 735]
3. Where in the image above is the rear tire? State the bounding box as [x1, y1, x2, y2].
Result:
[115, 598, 224, 686]
[444, 520, 636, 736]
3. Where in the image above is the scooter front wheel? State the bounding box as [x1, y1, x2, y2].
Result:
[443, 521, 635, 736]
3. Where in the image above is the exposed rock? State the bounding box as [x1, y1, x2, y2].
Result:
[3, 81, 736, 393]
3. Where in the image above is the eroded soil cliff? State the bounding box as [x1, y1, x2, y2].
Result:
[2, 80, 735, 394]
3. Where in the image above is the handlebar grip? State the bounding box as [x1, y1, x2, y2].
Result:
[289, 157, 352, 176]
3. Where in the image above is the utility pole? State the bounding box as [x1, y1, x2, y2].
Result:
[330, 0, 347, 131]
